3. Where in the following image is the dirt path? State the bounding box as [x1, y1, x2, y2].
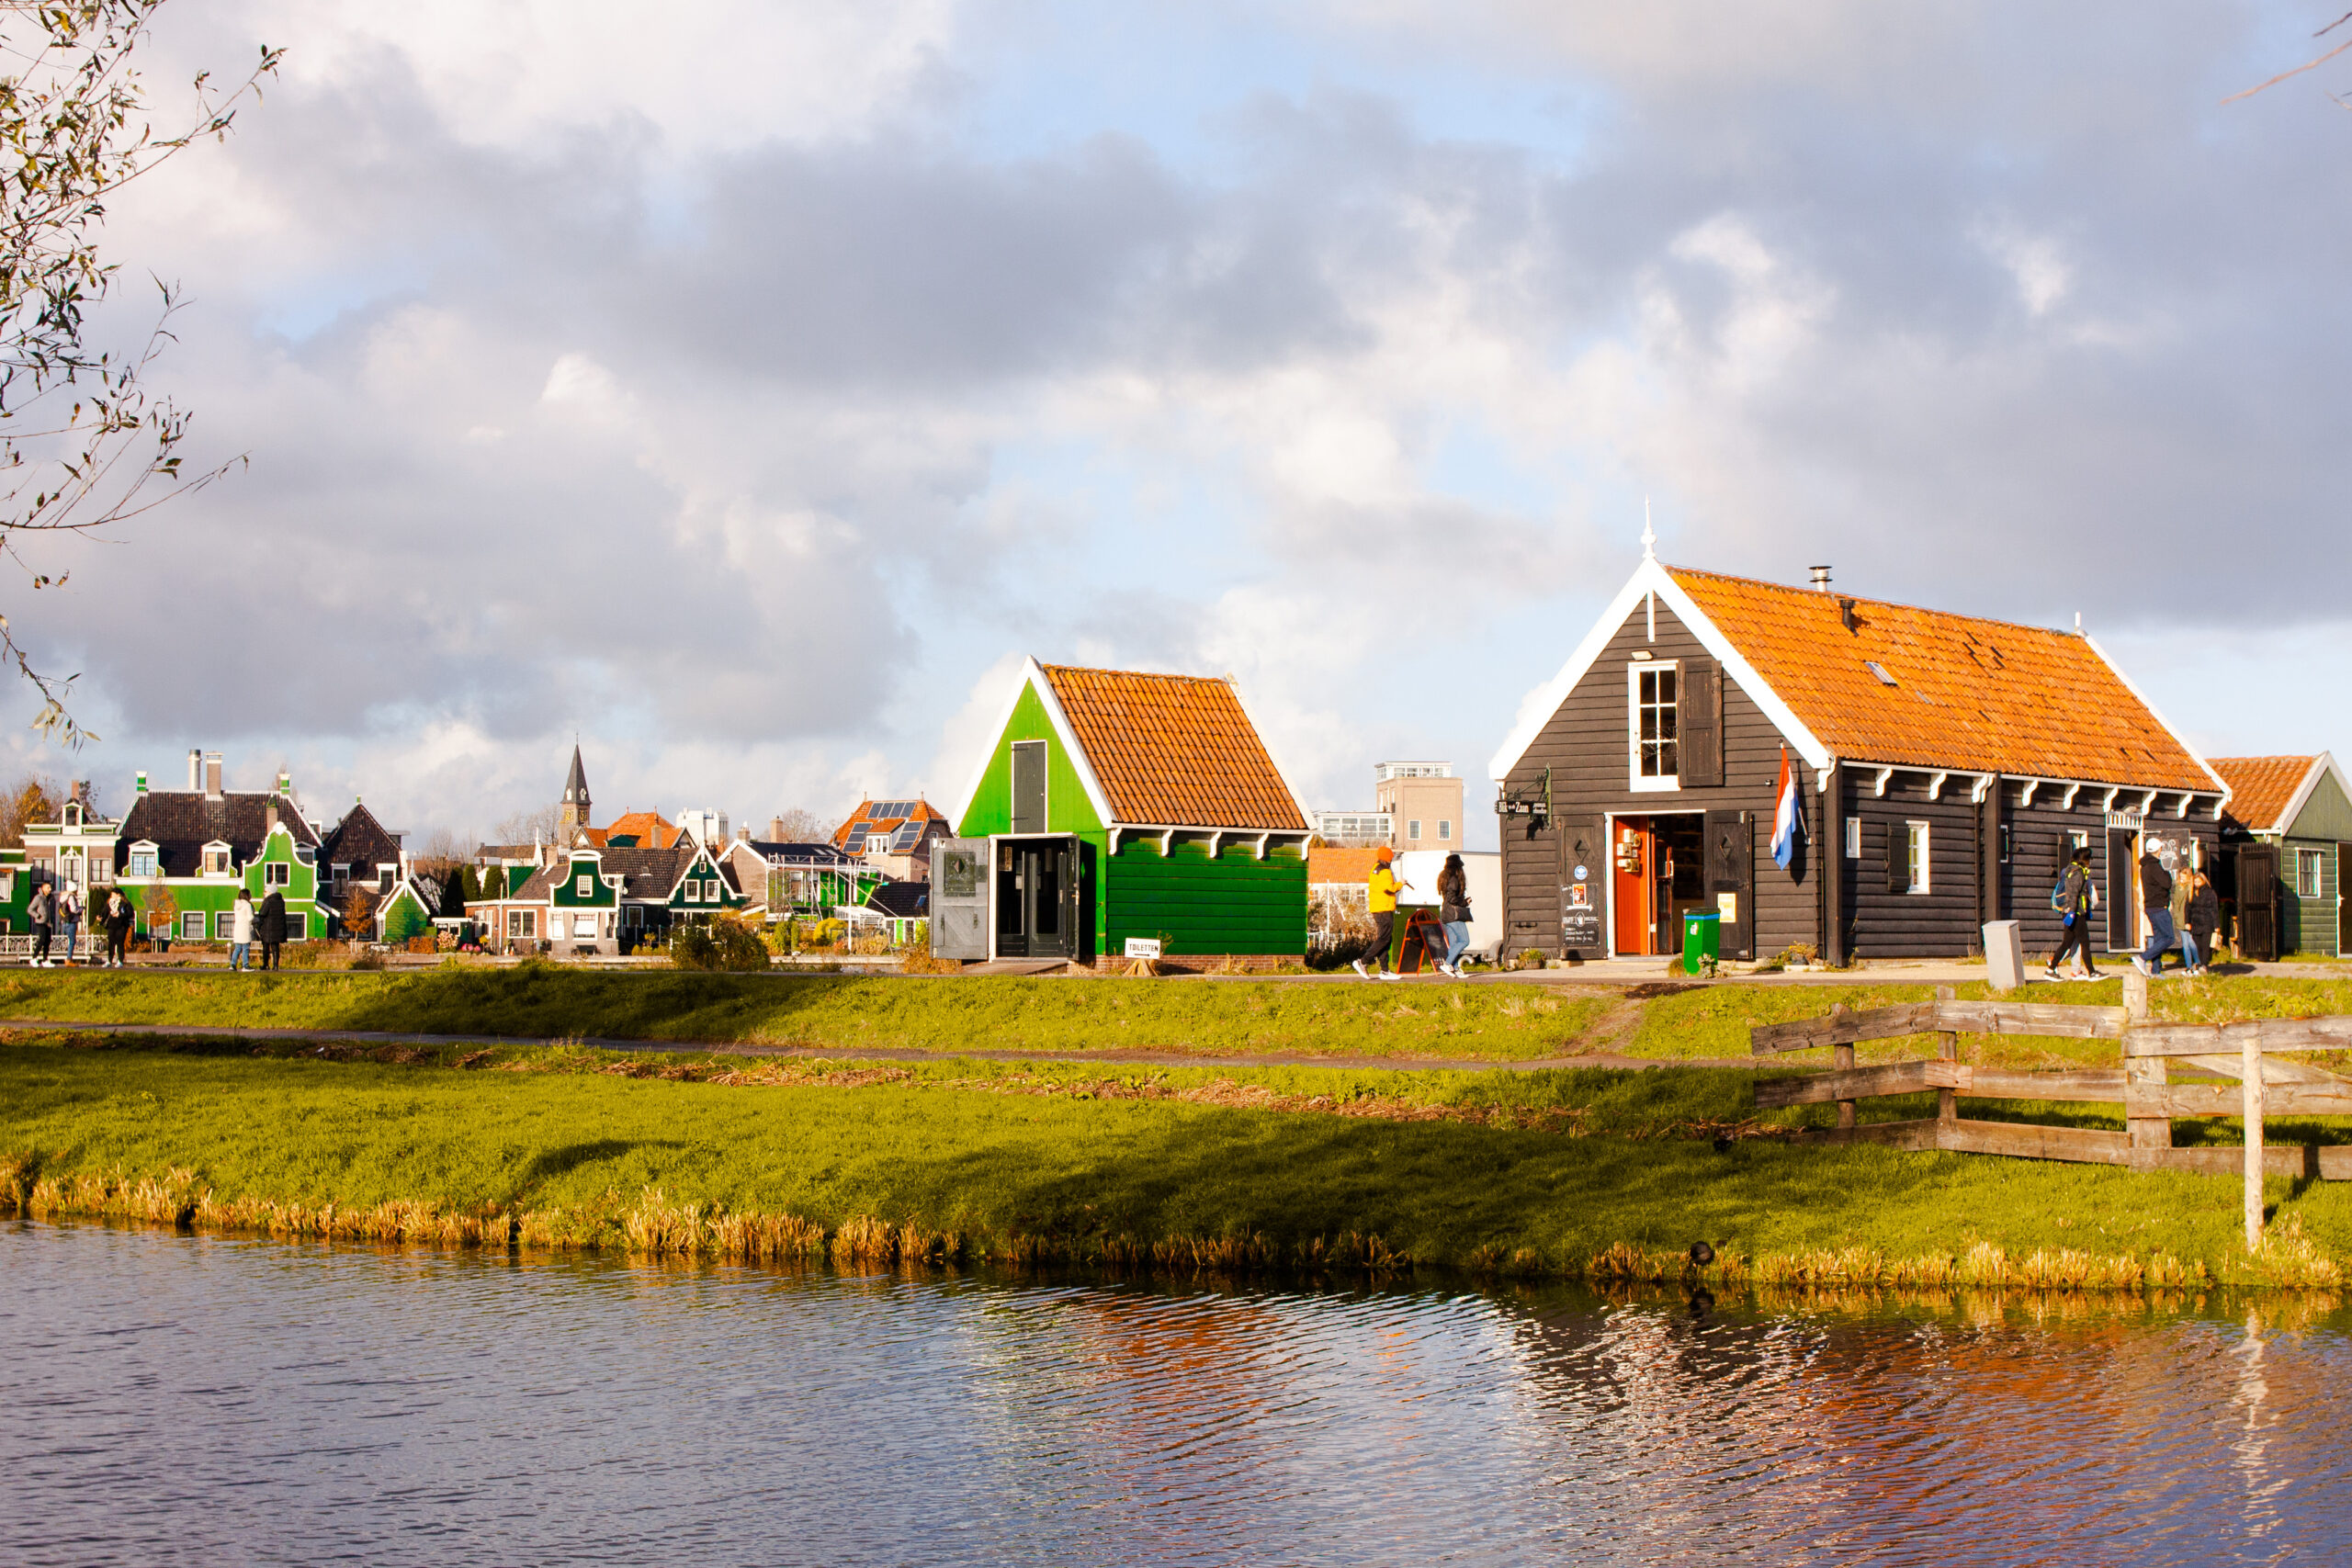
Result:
[0, 1017, 1753, 1074]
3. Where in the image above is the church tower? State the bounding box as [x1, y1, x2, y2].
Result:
[559, 744, 591, 842]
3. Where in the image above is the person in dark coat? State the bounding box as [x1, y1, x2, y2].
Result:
[257, 888, 288, 970]
[2184, 870, 2221, 976]
[27, 881, 52, 967]
[2046, 845, 2100, 982]
[100, 889, 135, 968]
[2136, 850, 2176, 976]
[1437, 852, 1472, 979]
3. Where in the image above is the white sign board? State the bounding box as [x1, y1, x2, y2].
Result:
[1124, 937, 1163, 959]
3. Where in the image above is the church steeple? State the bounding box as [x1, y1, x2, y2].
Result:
[559, 744, 591, 841]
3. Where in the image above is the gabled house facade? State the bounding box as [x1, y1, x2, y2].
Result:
[1490, 548, 2231, 965]
[724, 839, 876, 919]
[2212, 754, 2352, 958]
[21, 782, 121, 899]
[944, 659, 1312, 969]
[114, 757, 326, 942]
[831, 797, 953, 882]
[475, 848, 623, 957]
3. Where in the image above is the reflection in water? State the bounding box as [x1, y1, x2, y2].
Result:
[4, 1222, 2351, 1565]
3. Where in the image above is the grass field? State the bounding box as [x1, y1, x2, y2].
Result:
[6, 1031, 2351, 1288]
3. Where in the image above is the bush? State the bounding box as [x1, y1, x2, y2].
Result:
[671, 916, 771, 973]
[670, 924, 718, 970]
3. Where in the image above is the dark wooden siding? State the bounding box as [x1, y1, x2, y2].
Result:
[1499, 599, 1819, 962]
[1996, 784, 2221, 961]
[1838, 773, 1988, 959]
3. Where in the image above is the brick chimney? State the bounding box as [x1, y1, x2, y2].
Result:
[204, 751, 224, 800]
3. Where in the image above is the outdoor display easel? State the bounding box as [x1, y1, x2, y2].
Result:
[1752, 976, 2352, 1247]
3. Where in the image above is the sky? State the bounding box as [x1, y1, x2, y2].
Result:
[6, 0, 2350, 847]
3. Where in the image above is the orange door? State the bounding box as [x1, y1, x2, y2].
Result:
[1612, 820, 1654, 954]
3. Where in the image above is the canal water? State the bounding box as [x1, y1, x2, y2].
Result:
[5, 1221, 2349, 1566]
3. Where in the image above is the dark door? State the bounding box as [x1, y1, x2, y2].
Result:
[1704, 808, 1755, 961]
[2107, 829, 2138, 952]
[2238, 845, 2278, 962]
[994, 835, 1077, 959]
[1558, 814, 1604, 956]
[1011, 741, 1046, 834]
[2339, 844, 2351, 957]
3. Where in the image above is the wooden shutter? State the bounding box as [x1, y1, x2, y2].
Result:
[1704, 807, 1754, 959]
[1680, 660, 1723, 787]
[1886, 820, 1906, 893]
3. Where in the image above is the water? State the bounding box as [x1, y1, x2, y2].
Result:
[4, 1222, 2349, 1566]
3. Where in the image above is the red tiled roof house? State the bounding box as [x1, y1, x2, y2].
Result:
[942, 659, 1312, 968]
[2211, 754, 2352, 958]
[1488, 547, 2232, 964]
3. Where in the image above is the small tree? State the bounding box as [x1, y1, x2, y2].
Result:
[140, 877, 176, 938]
[341, 884, 379, 945]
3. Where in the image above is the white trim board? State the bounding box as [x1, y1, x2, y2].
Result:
[945, 656, 1117, 833]
[1488, 558, 1834, 784]
[2080, 631, 2233, 802]
[2225, 750, 2351, 837]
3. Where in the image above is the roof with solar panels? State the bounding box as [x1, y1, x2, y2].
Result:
[830, 797, 952, 857]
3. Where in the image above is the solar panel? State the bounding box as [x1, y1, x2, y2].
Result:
[889, 821, 922, 851]
[844, 830, 868, 852]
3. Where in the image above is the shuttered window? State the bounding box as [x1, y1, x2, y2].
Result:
[1628, 662, 1680, 790]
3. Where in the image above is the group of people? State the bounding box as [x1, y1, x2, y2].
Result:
[1351, 847, 1476, 980]
[25, 883, 137, 968]
[20, 883, 290, 969]
[2045, 844, 2221, 982]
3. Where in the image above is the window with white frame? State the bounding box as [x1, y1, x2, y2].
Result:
[204, 847, 231, 875]
[90, 858, 111, 885]
[180, 911, 204, 940]
[128, 849, 157, 878]
[263, 862, 290, 888]
[1408, 819, 1421, 841]
[1438, 820, 1452, 841]
[576, 874, 594, 897]
[507, 909, 537, 940]
[1845, 818, 1861, 860]
[286, 914, 305, 940]
[332, 863, 351, 885]
[683, 880, 701, 903]
[1905, 822, 1931, 894]
[1629, 662, 1679, 788]
[2297, 848, 2325, 898]
[573, 913, 596, 938]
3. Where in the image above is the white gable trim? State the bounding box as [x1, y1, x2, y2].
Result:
[2079, 632, 2233, 802]
[945, 656, 1117, 831]
[1222, 672, 1315, 832]
[2256, 751, 2351, 836]
[1488, 558, 1833, 783]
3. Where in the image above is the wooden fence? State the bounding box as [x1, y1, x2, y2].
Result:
[1751, 975, 2352, 1246]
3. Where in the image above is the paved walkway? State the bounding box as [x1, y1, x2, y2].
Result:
[0, 1016, 1753, 1075]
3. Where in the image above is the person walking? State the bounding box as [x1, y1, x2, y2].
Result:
[27, 881, 52, 967]
[258, 886, 288, 971]
[101, 888, 134, 968]
[55, 882, 81, 965]
[1437, 852, 1473, 978]
[2185, 868, 2221, 976]
[2135, 848, 2176, 977]
[228, 887, 255, 972]
[2046, 844, 2100, 981]
[1351, 846, 1402, 982]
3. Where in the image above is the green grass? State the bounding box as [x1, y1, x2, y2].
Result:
[0, 966, 1623, 1062]
[6, 1034, 2349, 1288]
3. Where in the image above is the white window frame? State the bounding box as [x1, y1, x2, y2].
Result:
[2297, 848, 2325, 898]
[573, 913, 596, 939]
[1905, 821, 1931, 895]
[576, 874, 594, 897]
[683, 880, 701, 904]
[1408, 819, 1421, 841]
[286, 914, 305, 941]
[1845, 817, 1861, 860]
[1627, 661, 1682, 792]
[128, 848, 158, 878]
[1438, 820, 1452, 841]
[263, 861, 290, 888]
[180, 911, 205, 940]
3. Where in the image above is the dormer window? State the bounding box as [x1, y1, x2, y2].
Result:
[1629, 662, 1680, 791]
[128, 847, 158, 878]
[63, 803, 81, 828]
[203, 844, 232, 876]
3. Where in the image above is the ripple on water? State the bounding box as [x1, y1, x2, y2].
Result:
[2, 1221, 2350, 1566]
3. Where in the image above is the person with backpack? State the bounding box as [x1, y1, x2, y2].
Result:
[2045, 844, 2100, 981]
[2135, 848, 2176, 977]
[55, 882, 82, 965]
[1437, 852, 1473, 979]
[1351, 846, 1402, 982]
[27, 881, 52, 967]
[101, 888, 135, 967]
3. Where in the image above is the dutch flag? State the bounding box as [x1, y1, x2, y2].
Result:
[1771, 746, 1802, 870]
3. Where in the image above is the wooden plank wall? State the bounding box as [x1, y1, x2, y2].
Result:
[1498, 598, 1819, 961]
[1838, 772, 1984, 958]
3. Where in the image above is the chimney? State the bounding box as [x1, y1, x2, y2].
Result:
[135, 771, 147, 795]
[204, 751, 224, 800]
[1838, 597, 1859, 634]
[187, 749, 202, 791]
[1809, 566, 1833, 592]
[265, 802, 279, 838]
[770, 816, 785, 841]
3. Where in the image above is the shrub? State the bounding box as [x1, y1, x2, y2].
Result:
[670, 924, 718, 971]
[671, 916, 770, 973]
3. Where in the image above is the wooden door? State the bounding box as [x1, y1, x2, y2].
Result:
[2106, 829, 2138, 952]
[1611, 819, 1653, 954]
[929, 839, 989, 960]
[1558, 815, 1604, 956]
[1011, 740, 1046, 834]
[1704, 808, 1754, 961]
[2339, 843, 2351, 957]
[2238, 845, 2278, 962]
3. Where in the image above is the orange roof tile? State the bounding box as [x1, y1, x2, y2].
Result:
[831, 797, 949, 847]
[1308, 845, 1382, 886]
[2208, 757, 2316, 832]
[1668, 567, 2214, 791]
[1042, 663, 1307, 829]
[591, 811, 679, 849]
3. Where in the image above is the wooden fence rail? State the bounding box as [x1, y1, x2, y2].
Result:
[1749, 977, 2352, 1247]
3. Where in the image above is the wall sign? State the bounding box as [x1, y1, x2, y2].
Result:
[1125, 937, 1163, 959]
[1561, 883, 1601, 949]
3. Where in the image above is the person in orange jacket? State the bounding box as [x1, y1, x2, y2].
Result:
[1352, 846, 1402, 982]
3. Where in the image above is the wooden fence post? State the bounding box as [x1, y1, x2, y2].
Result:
[1934, 985, 1958, 1130]
[2120, 969, 2169, 1154]
[2245, 1027, 2267, 1249]
[1830, 1001, 1856, 1130]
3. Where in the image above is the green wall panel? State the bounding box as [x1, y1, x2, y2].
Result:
[1103, 841, 1305, 956]
[957, 683, 1105, 840]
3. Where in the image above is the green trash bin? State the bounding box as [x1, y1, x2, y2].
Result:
[1681, 910, 1720, 975]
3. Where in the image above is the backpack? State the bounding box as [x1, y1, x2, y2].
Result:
[2049, 872, 2071, 913]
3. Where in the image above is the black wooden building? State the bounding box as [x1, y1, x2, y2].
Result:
[1489, 550, 2231, 965]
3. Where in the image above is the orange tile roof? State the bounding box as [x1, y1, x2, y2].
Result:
[1041, 663, 1307, 829]
[831, 797, 949, 848]
[1668, 567, 2214, 791]
[589, 810, 679, 849]
[1308, 845, 1382, 886]
[2208, 756, 2315, 832]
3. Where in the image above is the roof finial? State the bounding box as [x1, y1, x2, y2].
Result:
[1641, 497, 1657, 562]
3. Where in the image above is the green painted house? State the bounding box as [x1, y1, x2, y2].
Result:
[939, 659, 1312, 969]
[115, 763, 326, 942]
[2216, 754, 2352, 957]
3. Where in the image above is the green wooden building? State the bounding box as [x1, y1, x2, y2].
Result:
[114, 761, 327, 942]
[2215, 753, 2352, 957]
[939, 659, 1312, 969]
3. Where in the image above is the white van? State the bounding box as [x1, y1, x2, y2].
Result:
[1393, 850, 1503, 963]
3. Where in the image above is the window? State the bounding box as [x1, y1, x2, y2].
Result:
[576, 874, 594, 897]
[263, 862, 290, 888]
[1630, 663, 1679, 788]
[379, 868, 395, 892]
[180, 912, 204, 940]
[1438, 820, 1452, 841]
[90, 859, 111, 885]
[573, 914, 596, 938]
[285, 914, 305, 940]
[217, 910, 237, 941]
[1998, 824, 2013, 864]
[1408, 819, 1422, 841]
[1905, 822, 1931, 894]
[507, 910, 537, 940]
[683, 880, 701, 903]
[706, 879, 722, 901]
[204, 848, 230, 875]
[1845, 818, 1861, 860]
[128, 850, 157, 878]
[2297, 849, 2325, 898]
[332, 863, 351, 885]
